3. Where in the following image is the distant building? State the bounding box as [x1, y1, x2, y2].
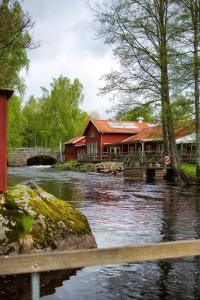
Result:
[64, 119, 196, 163]
[64, 119, 153, 161]
[64, 136, 86, 161]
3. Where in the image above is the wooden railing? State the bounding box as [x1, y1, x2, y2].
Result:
[124, 154, 165, 169]
[78, 151, 196, 164]
[1, 239, 200, 299]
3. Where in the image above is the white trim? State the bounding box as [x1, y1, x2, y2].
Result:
[64, 136, 85, 145]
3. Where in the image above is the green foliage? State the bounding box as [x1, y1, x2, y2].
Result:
[36, 75, 88, 149]
[67, 160, 78, 167]
[7, 75, 89, 149]
[181, 163, 196, 179]
[0, 0, 34, 91]
[8, 95, 24, 148]
[171, 94, 194, 126]
[115, 105, 155, 122]
[22, 96, 40, 147]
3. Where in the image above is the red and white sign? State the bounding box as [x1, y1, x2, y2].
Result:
[164, 156, 171, 165]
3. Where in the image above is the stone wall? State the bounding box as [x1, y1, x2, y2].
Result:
[8, 150, 60, 166]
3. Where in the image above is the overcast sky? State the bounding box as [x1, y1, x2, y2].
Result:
[20, 0, 117, 118]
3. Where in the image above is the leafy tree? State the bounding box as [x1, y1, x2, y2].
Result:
[8, 95, 24, 148]
[0, 0, 34, 91]
[92, 0, 187, 181]
[178, 0, 200, 182]
[38, 75, 87, 149]
[171, 93, 194, 126]
[22, 96, 40, 147]
[115, 105, 155, 122]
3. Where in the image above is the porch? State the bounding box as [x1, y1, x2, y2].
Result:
[77, 150, 196, 164]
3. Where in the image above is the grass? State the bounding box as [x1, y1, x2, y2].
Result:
[181, 163, 196, 178]
[20, 214, 34, 237]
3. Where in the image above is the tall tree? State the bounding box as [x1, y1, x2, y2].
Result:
[115, 105, 155, 122]
[179, 0, 200, 183]
[92, 0, 186, 180]
[0, 0, 34, 91]
[22, 96, 40, 147]
[38, 75, 87, 149]
[8, 95, 24, 148]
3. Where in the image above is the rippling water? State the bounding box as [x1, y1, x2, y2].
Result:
[4, 166, 200, 299]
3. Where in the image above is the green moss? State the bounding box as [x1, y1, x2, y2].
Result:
[20, 214, 34, 237]
[0, 208, 33, 242]
[181, 163, 196, 179]
[1, 184, 92, 250]
[29, 194, 91, 235]
[53, 160, 78, 170]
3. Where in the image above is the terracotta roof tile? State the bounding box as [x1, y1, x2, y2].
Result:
[122, 120, 196, 143]
[85, 119, 153, 134]
[123, 126, 163, 142]
[175, 120, 195, 139]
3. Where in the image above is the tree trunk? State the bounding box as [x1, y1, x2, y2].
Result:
[161, 103, 169, 156]
[159, 0, 188, 183]
[191, 0, 200, 184]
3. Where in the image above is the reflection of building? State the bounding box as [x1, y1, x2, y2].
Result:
[64, 119, 196, 162]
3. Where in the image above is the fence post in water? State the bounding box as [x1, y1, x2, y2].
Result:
[31, 272, 40, 300]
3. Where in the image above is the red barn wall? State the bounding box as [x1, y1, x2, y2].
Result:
[65, 144, 77, 161]
[85, 122, 138, 157]
[0, 90, 12, 192]
[85, 123, 102, 156]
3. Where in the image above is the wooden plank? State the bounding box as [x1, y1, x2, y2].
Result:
[0, 240, 200, 276]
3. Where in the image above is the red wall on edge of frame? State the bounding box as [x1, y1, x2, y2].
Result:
[0, 93, 7, 192]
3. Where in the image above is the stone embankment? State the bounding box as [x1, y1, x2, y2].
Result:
[0, 182, 96, 255]
[54, 161, 124, 175]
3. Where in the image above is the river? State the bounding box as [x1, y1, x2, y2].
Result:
[4, 166, 200, 299]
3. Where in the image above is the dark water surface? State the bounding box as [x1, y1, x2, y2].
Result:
[5, 166, 200, 299]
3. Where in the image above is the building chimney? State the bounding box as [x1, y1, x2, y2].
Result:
[0, 89, 13, 193]
[137, 117, 144, 123]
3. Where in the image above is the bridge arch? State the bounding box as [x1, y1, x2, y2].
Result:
[8, 148, 60, 166]
[27, 155, 56, 166]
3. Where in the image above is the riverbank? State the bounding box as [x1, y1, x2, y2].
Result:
[53, 161, 124, 175]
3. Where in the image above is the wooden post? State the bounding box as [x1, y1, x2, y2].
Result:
[0, 89, 13, 193]
[141, 141, 144, 163]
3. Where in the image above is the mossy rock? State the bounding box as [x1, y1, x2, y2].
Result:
[0, 183, 96, 255]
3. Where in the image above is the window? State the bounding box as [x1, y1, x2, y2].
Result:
[90, 131, 95, 137]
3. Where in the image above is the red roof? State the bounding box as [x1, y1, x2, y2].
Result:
[122, 120, 196, 143]
[175, 120, 195, 139]
[123, 126, 163, 143]
[64, 136, 85, 145]
[83, 119, 153, 134]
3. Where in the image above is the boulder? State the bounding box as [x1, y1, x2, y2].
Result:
[0, 183, 96, 255]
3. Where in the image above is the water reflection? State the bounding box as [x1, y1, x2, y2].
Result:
[5, 167, 200, 299]
[0, 269, 78, 300]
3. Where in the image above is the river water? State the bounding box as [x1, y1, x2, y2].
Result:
[5, 166, 200, 299]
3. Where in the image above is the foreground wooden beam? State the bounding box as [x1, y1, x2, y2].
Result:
[0, 239, 200, 276]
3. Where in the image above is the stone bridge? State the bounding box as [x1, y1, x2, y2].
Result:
[8, 148, 62, 167]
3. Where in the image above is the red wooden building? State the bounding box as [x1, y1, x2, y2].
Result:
[64, 119, 197, 163]
[64, 119, 152, 161]
[122, 126, 163, 155]
[0, 89, 13, 192]
[64, 136, 86, 161]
